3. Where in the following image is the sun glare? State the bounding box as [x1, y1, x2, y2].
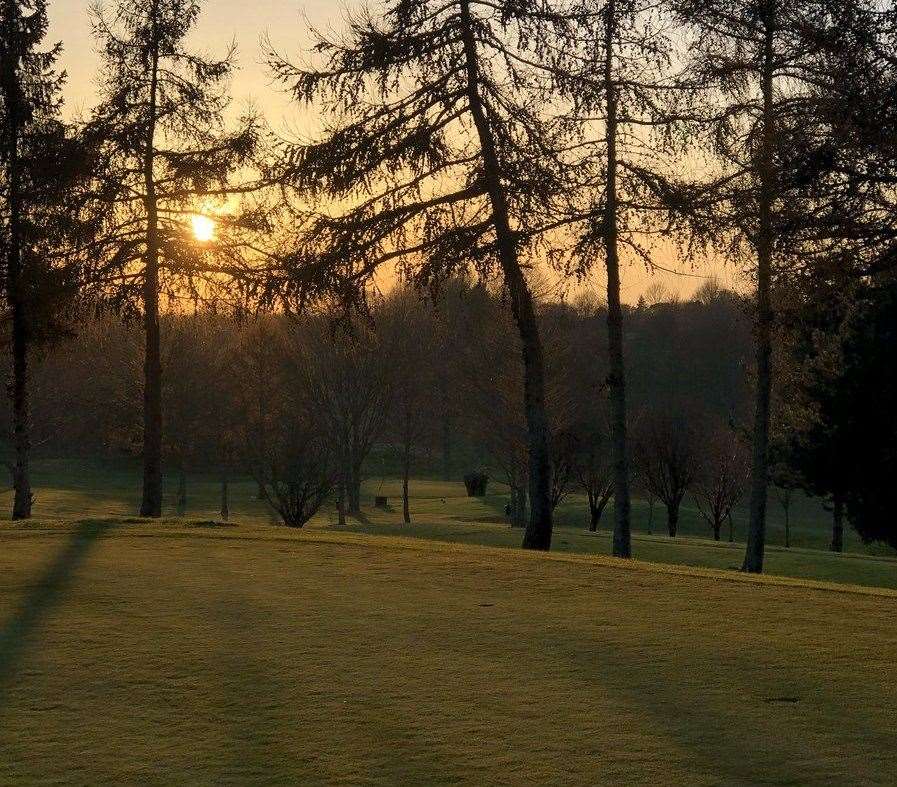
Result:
[191, 214, 216, 243]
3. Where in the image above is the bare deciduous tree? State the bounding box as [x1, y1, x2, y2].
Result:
[572, 424, 615, 532]
[634, 411, 702, 537]
[381, 287, 436, 524]
[291, 315, 391, 519]
[693, 426, 749, 541]
[255, 424, 335, 529]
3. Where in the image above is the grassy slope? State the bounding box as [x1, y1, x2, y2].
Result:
[1, 457, 896, 590]
[0, 522, 895, 784]
[1, 454, 864, 550]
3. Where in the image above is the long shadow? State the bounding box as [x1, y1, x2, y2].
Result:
[0, 520, 110, 708]
[549, 619, 895, 785]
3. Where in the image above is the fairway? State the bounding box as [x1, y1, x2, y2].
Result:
[4, 460, 896, 591]
[1, 523, 895, 784]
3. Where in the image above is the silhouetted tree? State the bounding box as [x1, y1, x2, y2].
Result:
[89, 0, 260, 517]
[229, 316, 284, 505]
[381, 287, 436, 524]
[549, 429, 578, 512]
[634, 411, 702, 537]
[769, 454, 801, 549]
[459, 292, 529, 528]
[291, 315, 391, 517]
[267, 0, 582, 550]
[572, 423, 614, 531]
[237, 339, 334, 529]
[1, 0, 102, 518]
[255, 422, 334, 529]
[790, 2, 897, 284]
[678, 0, 843, 571]
[789, 284, 897, 551]
[162, 314, 230, 516]
[693, 425, 748, 541]
[564, 0, 698, 557]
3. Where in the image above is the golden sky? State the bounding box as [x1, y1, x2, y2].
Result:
[49, 0, 737, 303]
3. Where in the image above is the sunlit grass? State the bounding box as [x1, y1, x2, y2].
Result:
[0, 522, 894, 783]
[0, 455, 894, 590]
[0, 457, 897, 588]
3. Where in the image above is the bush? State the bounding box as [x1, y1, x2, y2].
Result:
[243, 419, 335, 528]
[463, 471, 489, 497]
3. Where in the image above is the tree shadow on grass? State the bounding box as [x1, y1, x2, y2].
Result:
[556, 628, 891, 785]
[0, 520, 110, 708]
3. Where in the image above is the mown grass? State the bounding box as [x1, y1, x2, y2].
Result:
[0, 522, 894, 784]
[3, 453, 858, 548]
[1, 455, 895, 590]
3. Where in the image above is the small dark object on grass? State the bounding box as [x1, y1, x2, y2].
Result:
[183, 520, 236, 529]
[479, 603, 494, 607]
[463, 472, 489, 497]
[764, 697, 800, 703]
[374, 496, 389, 508]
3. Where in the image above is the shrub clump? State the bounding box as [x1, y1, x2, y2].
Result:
[463, 471, 489, 497]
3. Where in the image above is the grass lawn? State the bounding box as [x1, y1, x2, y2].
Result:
[0, 522, 895, 784]
[1, 456, 896, 590]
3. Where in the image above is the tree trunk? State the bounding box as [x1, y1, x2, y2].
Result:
[220, 473, 229, 522]
[728, 512, 734, 543]
[337, 476, 346, 527]
[9, 212, 31, 521]
[176, 465, 187, 516]
[743, 12, 776, 573]
[603, 0, 632, 559]
[441, 410, 452, 482]
[666, 503, 679, 538]
[139, 7, 163, 518]
[402, 443, 411, 524]
[831, 495, 844, 553]
[588, 491, 611, 532]
[347, 463, 362, 514]
[2, 9, 33, 521]
[784, 503, 790, 549]
[588, 492, 600, 532]
[509, 484, 528, 529]
[140, 268, 163, 518]
[713, 521, 722, 541]
[459, 0, 553, 551]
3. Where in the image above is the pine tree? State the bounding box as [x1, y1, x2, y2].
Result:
[268, 0, 581, 549]
[677, 0, 842, 572]
[0, 0, 88, 518]
[564, 0, 696, 558]
[802, 2, 897, 278]
[89, 0, 261, 517]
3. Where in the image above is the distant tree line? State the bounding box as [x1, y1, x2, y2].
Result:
[0, 279, 755, 531]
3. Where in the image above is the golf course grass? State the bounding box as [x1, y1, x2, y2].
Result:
[1, 520, 895, 784]
[1, 456, 896, 590]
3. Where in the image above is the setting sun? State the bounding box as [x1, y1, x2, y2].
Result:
[191, 214, 215, 242]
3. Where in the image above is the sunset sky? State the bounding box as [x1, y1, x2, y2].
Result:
[49, 0, 735, 302]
